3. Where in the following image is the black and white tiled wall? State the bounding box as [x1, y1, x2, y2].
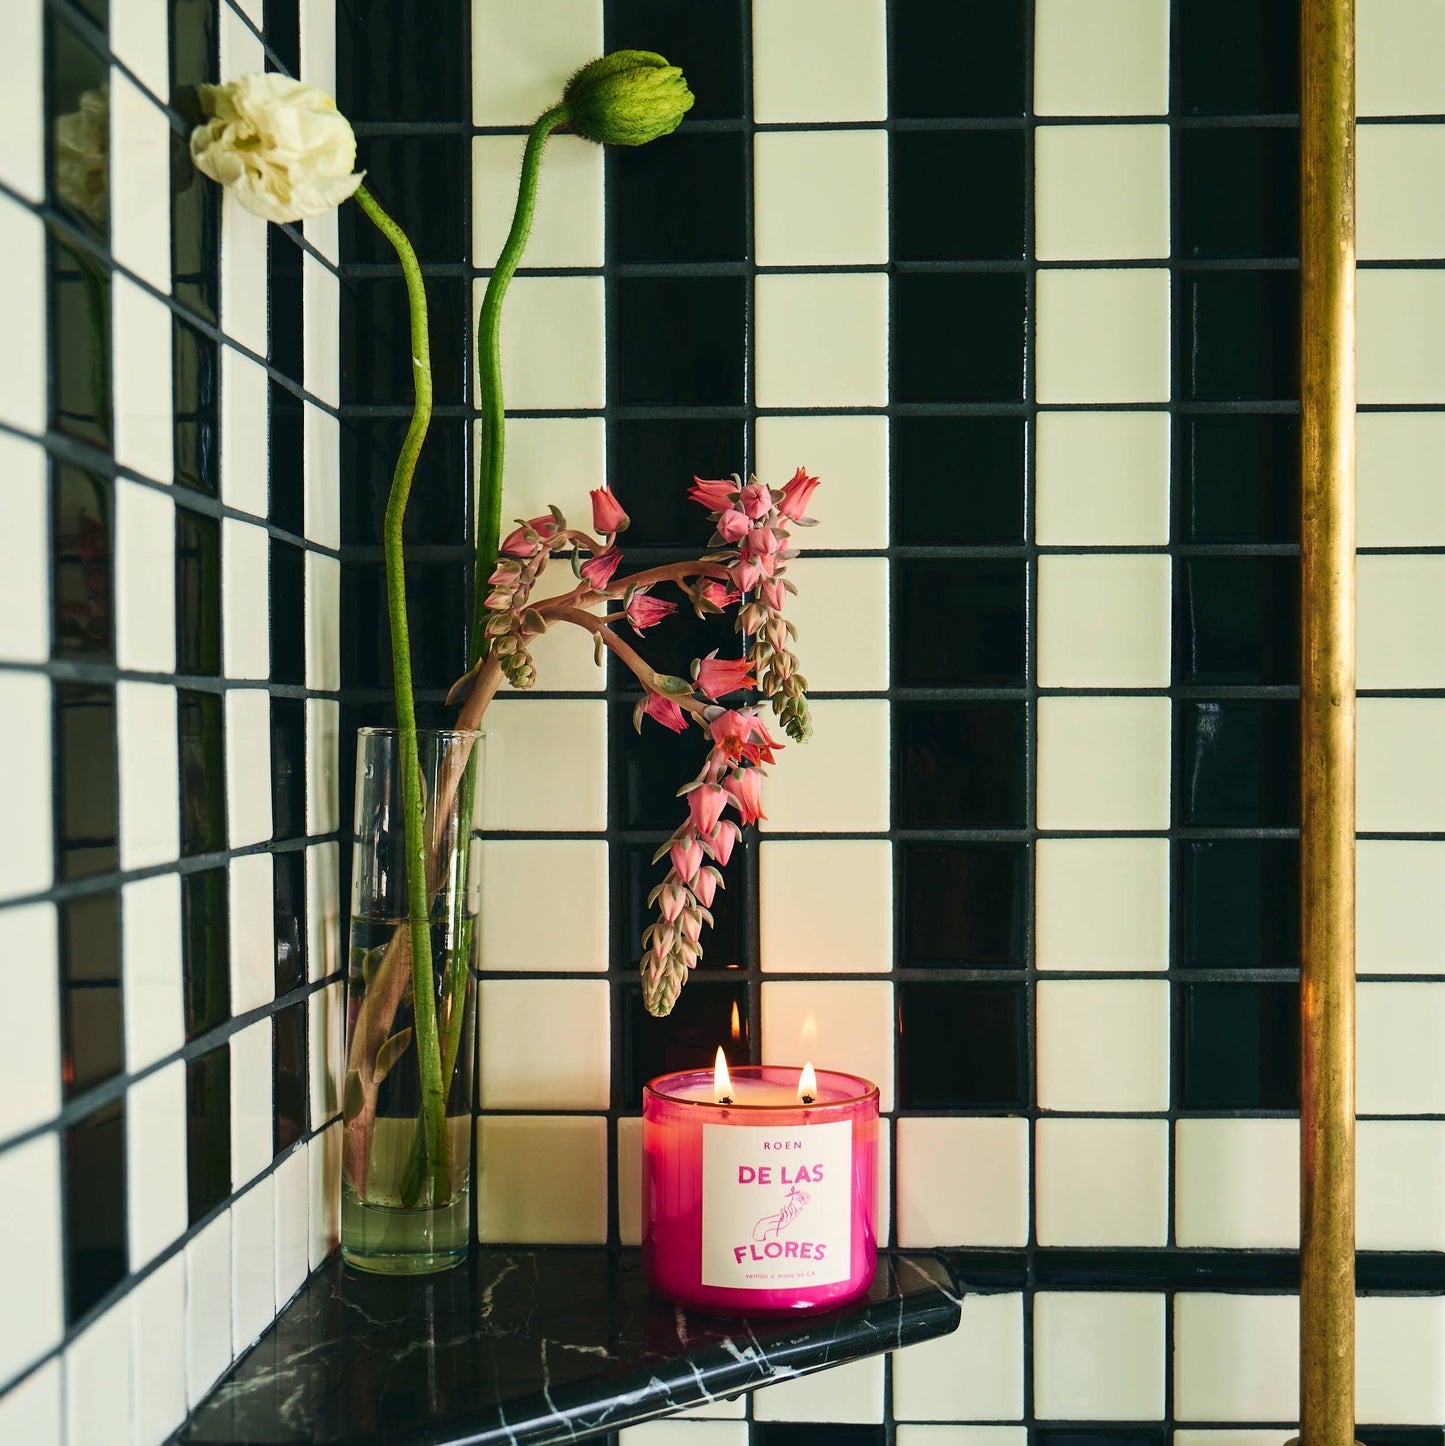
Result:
[0, 0, 345, 1439]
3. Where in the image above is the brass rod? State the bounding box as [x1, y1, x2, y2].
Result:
[1298, 0, 1356, 1441]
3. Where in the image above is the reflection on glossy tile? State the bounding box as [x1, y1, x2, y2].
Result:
[623, 840, 743, 972]
[1180, 700, 1299, 827]
[54, 683, 119, 881]
[891, 0, 1025, 117]
[1179, 0, 1299, 114]
[51, 462, 113, 660]
[171, 140, 220, 325]
[1184, 272, 1299, 401]
[898, 559, 1027, 687]
[900, 984, 1025, 1109]
[607, 418, 745, 546]
[64, 1099, 127, 1322]
[337, 0, 466, 120]
[622, 981, 749, 1108]
[892, 131, 1024, 260]
[182, 865, 229, 1041]
[272, 1001, 307, 1157]
[339, 560, 466, 691]
[269, 537, 305, 685]
[612, 134, 746, 264]
[60, 890, 123, 1099]
[340, 417, 465, 545]
[893, 417, 1024, 545]
[178, 689, 225, 855]
[272, 849, 306, 997]
[1183, 414, 1299, 542]
[903, 844, 1026, 968]
[615, 276, 745, 407]
[1181, 982, 1300, 1110]
[1182, 839, 1299, 970]
[339, 136, 467, 264]
[48, 232, 112, 449]
[894, 274, 1025, 403]
[1180, 128, 1298, 258]
[616, 710, 713, 831]
[186, 1045, 231, 1224]
[607, 0, 745, 120]
[268, 377, 303, 535]
[1179, 556, 1299, 685]
[897, 703, 1026, 828]
[341, 275, 466, 405]
[46, 10, 109, 241]
[175, 507, 220, 680]
[270, 697, 306, 843]
[173, 314, 220, 493]
[268, 226, 303, 381]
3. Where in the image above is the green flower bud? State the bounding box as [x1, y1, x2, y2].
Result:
[562, 50, 694, 146]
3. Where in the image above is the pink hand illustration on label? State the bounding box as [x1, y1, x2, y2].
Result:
[753, 1185, 811, 1241]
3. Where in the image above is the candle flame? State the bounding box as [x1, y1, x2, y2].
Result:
[729, 1001, 741, 1041]
[714, 1046, 733, 1103]
[798, 1061, 818, 1104]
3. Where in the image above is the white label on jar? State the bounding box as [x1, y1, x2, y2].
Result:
[700, 1120, 852, 1290]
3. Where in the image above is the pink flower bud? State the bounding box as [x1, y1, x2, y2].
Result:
[670, 834, 704, 882]
[642, 692, 689, 733]
[706, 819, 740, 867]
[580, 546, 622, 590]
[626, 590, 677, 633]
[731, 557, 764, 593]
[692, 866, 721, 908]
[776, 466, 821, 521]
[658, 879, 686, 923]
[590, 487, 629, 534]
[759, 578, 787, 613]
[688, 477, 737, 513]
[687, 783, 728, 835]
[738, 482, 772, 519]
[701, 581, 741, 610]
[722, 768, 765, 825]
[693, 650, 756, 701]
[715, 508, 752, 543]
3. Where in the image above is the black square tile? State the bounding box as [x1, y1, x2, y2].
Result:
[183, 865, 230, 1039]
[892, 132, 1025, 260]
[336, 0, 468, 122]
[606, 0, 745, 121]
[1180, 700, 1299, 828]
[46, 10, 110, 243]
[176, 505, 221, 675]
[903, 843, 1027, 967]
[271, 696, 306, 840]
[897, 559, 1027, 686]
[616, 706, 715, 830]
[1184, 272, 1299, 401]
[897, 703, 1027, 828]
[610, 134, 746, 263]
[621, 840, 744, 973]
[615, 277, 745, 407]
[179, 689, 227, 855]
[758, 1426, 886, 1446]
[1183, 415, 1299, 543]
[49, 231, 112, 450]
[341, 276, 467, 406]
[1182, 839, 1300, 970]
[65, 1100, 127, 1323]
[341, 417, 467, 545]
[893, 417, 1026, 545]
[269, 378, 305, 535]
[1181, 981, 1300, 1110]
[171, 0, 218, 98]
[890, 0, 1026, 118]
[1037, 1432, 1167, 1446]
[174, 314, 220, 493]
[1180, 127, 1298, 258]
[51, 462, 114, 660]
[622, 980, 750, 1108]
[899, 983, 1027, 1108]
[273, 849, 307, 996]
[273, 1000, 308, 1156]
[610, 556, 738, 688]
[172, 141, 219, 325]
[270, 537, 306, 686]
[269, 226, 304, 383]
[340, 560, 468, 690]
[187, 1044, 232, 1223]
[60, 890, 123, 1098]
[1177, 556, 1299, 685]
[894, 274, 1026, 404]
[1179, 0, 1299, 115]
[54, 683, 119, 881]
[264, 0, 301, 75]
[606, 418, 745, 547]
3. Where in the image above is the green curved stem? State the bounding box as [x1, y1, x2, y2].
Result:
[353, 182, 451, 1203]
[471, 102, 569, 666]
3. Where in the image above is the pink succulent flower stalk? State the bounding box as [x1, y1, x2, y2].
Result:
[579, 545, 622, 590]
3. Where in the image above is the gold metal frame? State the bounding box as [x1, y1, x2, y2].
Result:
[1298, 0, 1356, 1440]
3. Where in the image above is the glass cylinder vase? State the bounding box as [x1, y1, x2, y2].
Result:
[342, 727, 481, 1275]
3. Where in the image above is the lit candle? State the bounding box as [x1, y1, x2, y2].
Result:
[642, 1049, 879, 1314]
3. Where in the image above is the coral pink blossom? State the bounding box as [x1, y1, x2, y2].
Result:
[688, 477, 737, 512]
[500, 515, 557, 556]
[710, 710, 780, 766]
[738, 481, 772, 520]
[670, 834, 704, 882]
[687, 784, 728, 835]
[590, 487, 629, 534]
[642, 692, 688, 733]
[705, 820, 740, 867]
[692, 867, 721, 908]
[777, 466, 821, 521]
[693, 651, 755, 700]
[759, 578, 787, 612]
[580, 546, 622, 590]
[722, 768, 765, 825]
[731, 555, 764, 592]
[701, 581, 741, 610]
[715, 508, 751, 543]
[626, 591, 676, 632]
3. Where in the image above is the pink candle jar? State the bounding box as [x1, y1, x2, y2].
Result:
[642, 1058, 880, 1315]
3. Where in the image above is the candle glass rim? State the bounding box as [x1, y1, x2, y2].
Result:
[643, 1064, 879, 1111]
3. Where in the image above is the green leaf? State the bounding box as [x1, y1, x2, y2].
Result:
[343, 1068, 365, 1123]
[375, 1028, 414, 1084]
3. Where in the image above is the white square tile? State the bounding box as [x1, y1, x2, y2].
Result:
[1359, 270, 1445, 403]
[219, 0, 263, 71]
[761, 980, 894, 1110]
[308, 980, 345, 1126]
[1173, 1294, 1298, 1423]
[226, 688, 273, 846]
[300, 0, 336, 92]
[484, 275, 605, 410]
[897, 1432, 1027, 1446]
[1175, 1119, 1298, 1249]
[117, 681, 180, 869]
[1035, 411, 1170, 545]
[675, 1398, 747, 1422]
[1360, 981, 1445, 1113]
[0, 904, 60, 1142]
[1359, 554, 1445, 687]
[1359, 0, 1445, 114]
[754, 415, 889, 551]
[1358, 125, 1445, 258]
[754, 1355, 883, 1421]
[1359, 1119, 1445, 1250]
[760, 840, 893, 973]
[306, 553, 341, 692]
[220, 345, 270, 517]
[0, 1359, 61, 1443]
[220, 188, 268, 357]
[65, 1301, 133, 1446]
[0, 196, 45, 432]
[754, 130, 889, 265]
[480, 698, 606, 831]
[232, 1176, 276, 1352]
[1037, 980, 1169, 1111]
[305, 698, 340, 842]
[1038, 554, 1170, 687]
[759, 699, 889, 833]
[620, 1425, 747, 1446]
[471, 0, 602, 124]
[112, 0, 169, 100]
[617, 1115, 643, 1246]
[1034, 1292, 1165, 1420]
[508, 564, 607, 694]
[115, 479, 176, 673]
[1036, 1118, 1168, 1247]
[480, 839, 607, 971]
[0, 1134, 63, 1385]
[1036, 124, 1169, 260]
[303, 207, 338, 268]
[222, 521, 271, 682]
[1036, 837, 1168, 971]
[1357, 1296, 1445, 1423]
[1034, 0, 1169, 115]
[0, 432, 47, 661]
[274, 1147, 309, 1308]
[479, 979, 610, 1110]
[755, 274, 889, 408]
[1358, 698, 1445, 831]
[303, 256, 340, 408]
[474, 134, 603, 269]
[304, 402, 340, 550]
[123, 873, 184, 1072]
[781, 557, 888, 692]
[752, 0, 886, 121]
[1037, 269, 1171, 403]
[496, 417, 607, 529]
[131, 1254, 187, 1446]
[895, 1117, 1029, 1247]
[127, 1060, 189, 1269]
[185, 1211, 234, 1407]
[0, 0, 42, 201]
[892, 1293, 1024, 1422]
[231, 1019, 275, 1189]
[306, 841, 342, 984]
[308, 1120, 341, 1269]
[109, 72, 171, 292]
[229, 852, 275, 1016]
[1037, 695, 1171, 830]
[112, 275, 175, 484]
[1359, 412, 1445, 546]
[477, 1115, 607, 1243]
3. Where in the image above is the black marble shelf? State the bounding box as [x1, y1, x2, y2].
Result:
[174, 1249, 962, 1445]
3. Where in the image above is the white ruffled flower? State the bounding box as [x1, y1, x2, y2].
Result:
[190, 73, 363, 224]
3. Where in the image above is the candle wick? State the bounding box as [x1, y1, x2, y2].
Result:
[718, 1095, 733, 1106]
[801, 1095, 815, 1105]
